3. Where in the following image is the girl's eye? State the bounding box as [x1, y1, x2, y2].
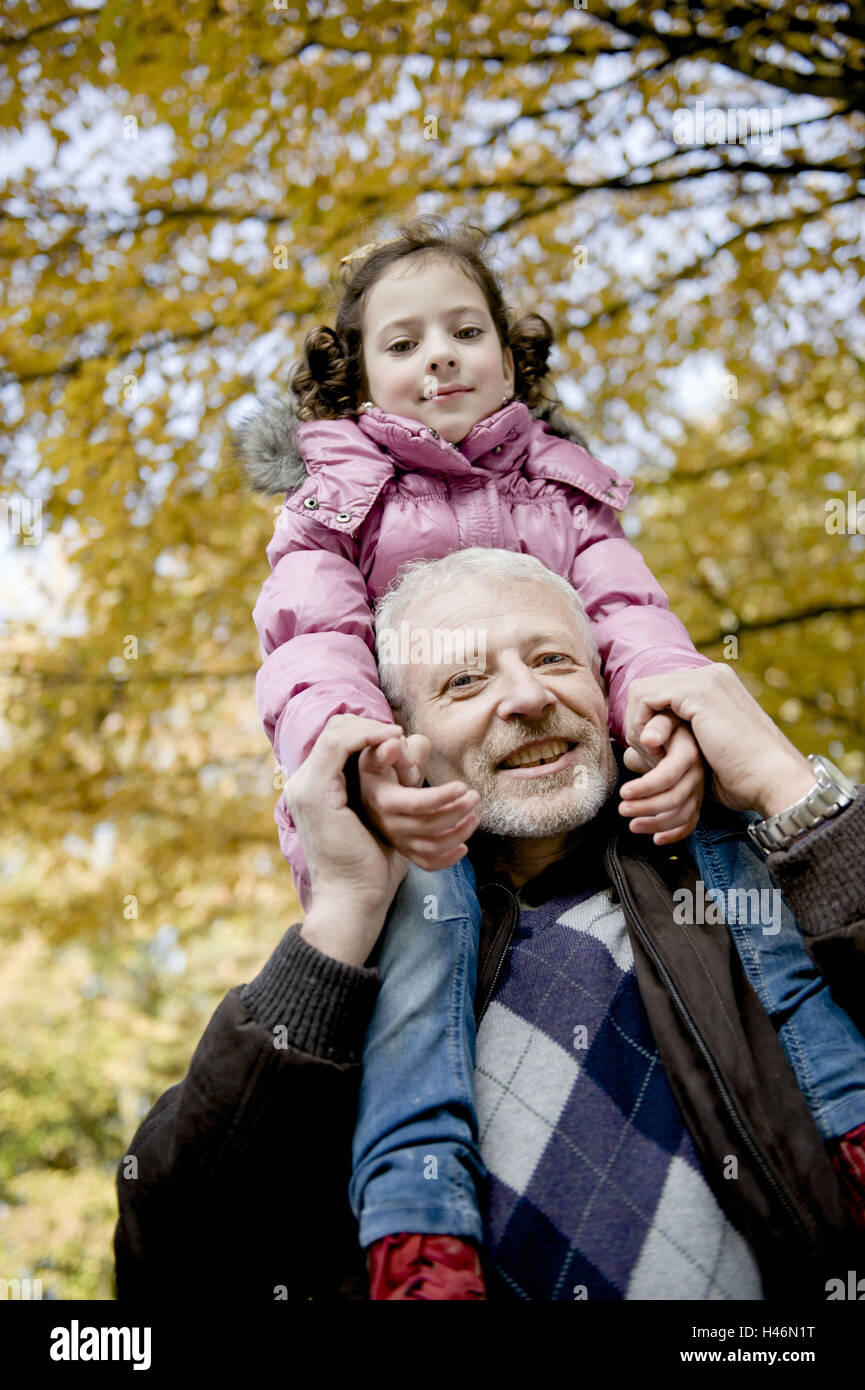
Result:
[387, 326, 482, 353]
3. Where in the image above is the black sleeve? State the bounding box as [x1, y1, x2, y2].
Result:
[768, 790, 865, 1038]
[114, 923, 381, 1301]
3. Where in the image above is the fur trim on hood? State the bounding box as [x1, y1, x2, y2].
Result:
[232, 392, 308, 496]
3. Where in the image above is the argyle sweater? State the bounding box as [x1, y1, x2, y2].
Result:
[474, 873, 764, 1300]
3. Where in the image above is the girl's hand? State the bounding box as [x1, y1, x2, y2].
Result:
[282, 714, 411, 964]
[358, 734, 482, 871]
[618, 718, 704, 845]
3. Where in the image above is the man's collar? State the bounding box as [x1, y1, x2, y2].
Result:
[518, 795, 624, 906]
[471, 743, 631, 903]
[471, 740, 701, 904]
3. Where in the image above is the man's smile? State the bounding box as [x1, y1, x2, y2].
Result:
[496, 738, 580, 777]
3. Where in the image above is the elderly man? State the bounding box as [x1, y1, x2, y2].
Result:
[114, 551, 864, 1303]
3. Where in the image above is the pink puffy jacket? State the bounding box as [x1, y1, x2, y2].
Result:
[238, 396, 710, 905]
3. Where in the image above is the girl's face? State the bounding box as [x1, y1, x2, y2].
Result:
[359, 256, 515, 443]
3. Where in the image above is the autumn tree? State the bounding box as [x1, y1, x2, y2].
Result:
[0, 0, 862, 1296]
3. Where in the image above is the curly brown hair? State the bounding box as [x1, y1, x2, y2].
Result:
[288, 214, 587, 447]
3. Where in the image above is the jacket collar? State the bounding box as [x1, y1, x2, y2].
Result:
[525, 418, 632, 510]
[236, 390, 632, 510]
[242, 395, 633, 531]
[354, 399, 527, 478]
[355, 399, 632, 509]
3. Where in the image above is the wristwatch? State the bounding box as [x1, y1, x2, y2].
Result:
[747, 755, 859, 853]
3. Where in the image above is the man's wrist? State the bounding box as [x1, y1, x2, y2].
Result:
[748, 753, 859, 853]
[751, 751, 816, 820]
[300, 893, 389, 968]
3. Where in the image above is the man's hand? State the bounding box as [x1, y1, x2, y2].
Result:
[358, 733, 481, 871]
[282, 715, 412, 967]
[616, 718, 704, 844]
[621, 665, 816, 821]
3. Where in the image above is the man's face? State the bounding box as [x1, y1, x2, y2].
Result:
[397, 577, 618, 839]
[360, 256, 515, 444]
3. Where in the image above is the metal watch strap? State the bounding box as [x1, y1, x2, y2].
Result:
[747, 755, 858, 853]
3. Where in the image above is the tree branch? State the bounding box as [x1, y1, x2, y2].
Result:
[0, 667, 258, 684]
[0, 10, 101, 47]
[476, 53, 680, 148]
[587, 2, 865, 109]
[694, 602, 865, 648]
[577, 191, 865, 330]
[448, 153, 861, 204]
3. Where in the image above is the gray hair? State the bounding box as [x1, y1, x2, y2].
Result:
[373, 548, 603, 713]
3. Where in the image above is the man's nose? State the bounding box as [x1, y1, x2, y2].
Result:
[495, 665, 556, 721]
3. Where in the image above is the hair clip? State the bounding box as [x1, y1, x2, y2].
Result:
[339, 238, 400, 267]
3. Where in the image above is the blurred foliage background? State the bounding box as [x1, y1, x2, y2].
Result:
[1, 0, 863, 1298]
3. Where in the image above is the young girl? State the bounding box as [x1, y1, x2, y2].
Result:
[236, 217, 865, 1297]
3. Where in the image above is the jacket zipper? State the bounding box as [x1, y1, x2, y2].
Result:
[477, 883, 519, 1026]
[605, 842, 818, 1255]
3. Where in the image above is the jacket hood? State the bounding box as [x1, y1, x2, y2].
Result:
[233, 392, 308, 496]
[233, 390, 593, 497]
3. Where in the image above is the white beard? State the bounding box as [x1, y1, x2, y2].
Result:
[464, 718, 618, 839]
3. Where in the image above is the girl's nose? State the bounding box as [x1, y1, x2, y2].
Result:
[425, 333, 459, 372]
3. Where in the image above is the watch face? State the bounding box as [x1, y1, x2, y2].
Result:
[814, 755, 858, 798]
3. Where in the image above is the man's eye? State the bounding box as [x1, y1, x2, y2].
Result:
[537, 653, 569, 666]
[446, 672, 481, 691]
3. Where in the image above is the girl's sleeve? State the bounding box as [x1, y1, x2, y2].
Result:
[253, 505, 393, 907]
[570, 503, 713, 746]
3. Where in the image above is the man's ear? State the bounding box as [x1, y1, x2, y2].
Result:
[403, 733, 431, 785]
[388, 700, 417, 740]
